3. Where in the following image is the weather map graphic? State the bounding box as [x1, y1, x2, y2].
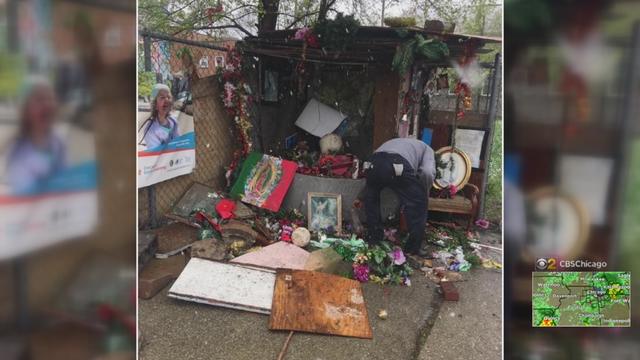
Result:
[532, 272, 631, 327]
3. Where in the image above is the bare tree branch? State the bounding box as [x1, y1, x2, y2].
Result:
[284, 10, 321, 30]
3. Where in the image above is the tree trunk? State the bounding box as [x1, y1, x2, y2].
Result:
[259, 0, 280, 34]
[318, 0, 330, 21]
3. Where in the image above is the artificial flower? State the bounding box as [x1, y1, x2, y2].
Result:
[353, 263, 370, 282]
[390, 247, 406, 266]
[475, 219, 490, 229]
[294, 27, 311, 40]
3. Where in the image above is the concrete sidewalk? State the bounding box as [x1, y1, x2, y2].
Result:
[419, 229, 503, 360]
[140, 274, 441, 360]
[418, 268, 502, 360]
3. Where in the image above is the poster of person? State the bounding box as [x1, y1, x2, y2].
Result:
[307, 192, 342, 234]
[137, 83, 195, 188]
[0, 76, 98, 260]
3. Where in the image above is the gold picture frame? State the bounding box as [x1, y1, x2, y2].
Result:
[433, 146, 472, 190]
[523, 186, 590, 262]
[307, 192, 342, 234]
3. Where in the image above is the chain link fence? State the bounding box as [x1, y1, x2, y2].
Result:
[138, 32, 238, 229]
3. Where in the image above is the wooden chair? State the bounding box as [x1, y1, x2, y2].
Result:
[428, 183, 480, 231]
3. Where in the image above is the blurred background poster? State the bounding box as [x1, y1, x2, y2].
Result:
[505, 0, 639, 358]
[0, 0, 136, 359]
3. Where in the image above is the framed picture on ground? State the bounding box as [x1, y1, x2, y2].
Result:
[307, 192, 342, 234]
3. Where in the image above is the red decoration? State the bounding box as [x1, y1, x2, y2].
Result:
[215, 199, 236, 220]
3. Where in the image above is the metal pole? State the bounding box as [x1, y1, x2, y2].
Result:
[148, 185, 157, 228]
[610, 22, 640, 266]
[7, 0, 18, 52]
[13, 258, 30, 331]
[478, 52, 501, 219]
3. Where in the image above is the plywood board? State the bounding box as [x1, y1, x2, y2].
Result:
[269, 269, 373, 339]
[168, 258, 275, 314]
[231, 242, 310, 270]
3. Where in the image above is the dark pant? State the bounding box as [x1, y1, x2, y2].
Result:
[364, 152, 429, 254]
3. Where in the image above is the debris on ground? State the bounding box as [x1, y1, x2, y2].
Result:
[230, 241, 310, 270]
[377, 309, 389, 320]
[433, 246, 471, 272]
[168, 258, 276, 314]
[421, 267, 464, 284]
[138, 231, 157, 272]
[139, 254, 188, 300]
[304, 247, 352, 275]
[269, 269, 372, 339]
[154, 222, 199, 258]
[165, 182, 222, 226]
[190, 239, 227, 261]
[440, 281, 460, 301]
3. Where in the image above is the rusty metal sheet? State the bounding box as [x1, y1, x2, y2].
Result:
[168, 258, 275, 314]
[269, 269, 373, 339]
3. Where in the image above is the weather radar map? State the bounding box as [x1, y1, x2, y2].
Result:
[532, 272, 630, 327]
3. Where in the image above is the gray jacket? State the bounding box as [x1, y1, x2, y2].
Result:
[375, 138, 436, 186]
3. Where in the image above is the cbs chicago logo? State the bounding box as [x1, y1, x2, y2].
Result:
[535, 258, 558, 271]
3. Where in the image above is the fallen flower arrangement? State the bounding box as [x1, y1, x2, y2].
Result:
[311, 235, 413, 286]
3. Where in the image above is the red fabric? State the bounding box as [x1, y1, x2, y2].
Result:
[216, 199, 236, 220]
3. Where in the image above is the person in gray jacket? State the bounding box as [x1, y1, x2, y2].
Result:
[363, 138, 435, 255]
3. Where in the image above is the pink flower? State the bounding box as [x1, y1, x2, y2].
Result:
[294, 27, 311, 40]
[448, 184, 458, 197]
[475, 219, 490, 229]
[391, 247, 406, 266]
[353, 263, 370, 282]
[223, 82, 236, 108]
[403, 277, 411, 287]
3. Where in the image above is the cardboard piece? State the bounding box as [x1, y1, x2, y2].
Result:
[169, 258, 276, 314]
[295, 98, 347, 137]
[139, 254, 188, 300]
[231, 241, 310, 270]
[269, 269, 373, 338]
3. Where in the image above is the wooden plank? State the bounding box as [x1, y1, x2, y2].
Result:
[168, 258, 276, 314]
[429, 110, 488, 128]
[269, 269, 373, 339]
[373, 68, 400, 150]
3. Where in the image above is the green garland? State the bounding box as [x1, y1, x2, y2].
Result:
[313, 13, 361, 51]
[392, 35, 449, 74]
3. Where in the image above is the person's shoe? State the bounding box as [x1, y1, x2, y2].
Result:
[406, 247, 429, 258]
[406, 254, 422, 269]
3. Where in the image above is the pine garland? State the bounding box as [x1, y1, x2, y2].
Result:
[392, 35, 449, 74]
